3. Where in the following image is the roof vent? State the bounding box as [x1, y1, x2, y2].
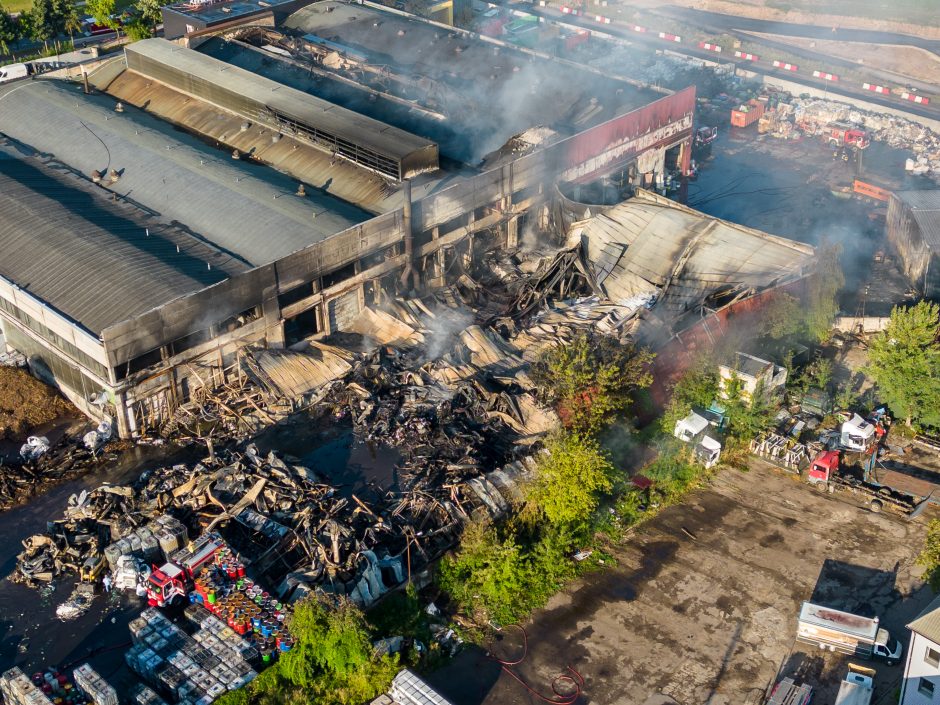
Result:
[232, 149, 241, 160]
[114, 101, 124, 112]
[91, 169, 103, 184]
[272, 133, 282, 144]
[397, 29, 405, 36]
[296, 183, 306, 197]
[108, 168, 120, 184]
[240, 121, 251, 132]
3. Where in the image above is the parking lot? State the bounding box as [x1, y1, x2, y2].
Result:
[431, 461, 936, 705]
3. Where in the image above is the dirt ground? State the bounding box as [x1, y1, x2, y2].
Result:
[0, 367, 74, 440]
[746, 32, 940, 86]
[429, 462, 936, 705]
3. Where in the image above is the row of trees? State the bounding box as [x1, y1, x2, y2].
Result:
[0, 0, 161, 58]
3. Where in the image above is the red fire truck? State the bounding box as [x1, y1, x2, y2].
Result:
[827, 122, 870, 149]
[147, 534, 225, 608]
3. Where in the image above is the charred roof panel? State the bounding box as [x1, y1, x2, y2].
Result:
[277, 2, 659, 164]
[0, 148, 246, 336]
[0, 79, 369, 266]
[124, 38, 438, 179]
[103, 69, 405, 215]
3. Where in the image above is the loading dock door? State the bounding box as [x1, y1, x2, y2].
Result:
[327, 290, 361, 332]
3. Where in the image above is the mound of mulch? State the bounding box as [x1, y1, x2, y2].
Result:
[0, 367, 76, 440]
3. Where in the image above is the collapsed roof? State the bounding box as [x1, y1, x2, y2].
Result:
[571, 189, 816, 331]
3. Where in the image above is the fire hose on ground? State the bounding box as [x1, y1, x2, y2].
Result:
[487, 624, 585, 705]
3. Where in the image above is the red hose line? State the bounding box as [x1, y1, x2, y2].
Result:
[487, 624, 584, 704]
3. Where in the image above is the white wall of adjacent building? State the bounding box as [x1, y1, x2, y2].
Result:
[902, 632, 940, 705]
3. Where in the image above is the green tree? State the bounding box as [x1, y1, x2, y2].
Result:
[134, 0, 161, 29]
[804, 243, 844, 343]
[123, 18, 151, 39]
[660, 362, 721, 436]
[0, 6, 19, 57]
[721, 374, 774, 441]
[867, 301, 940, 428]
[528, 433, 614, 527]
[759, 291, 804, 340]
[532, 332, 654, 433]
[277, 597, 398, 705]
[86, 0, 118, 34]
[60, 0, 81, 46]
[27, 0, 57, 48]
[917, 519, 940, 592]
[437, 520, 529, 625]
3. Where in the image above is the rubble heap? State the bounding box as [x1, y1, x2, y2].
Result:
[0, 435, 120, 511]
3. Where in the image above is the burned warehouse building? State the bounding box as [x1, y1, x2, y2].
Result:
[0, 0, 816, 440]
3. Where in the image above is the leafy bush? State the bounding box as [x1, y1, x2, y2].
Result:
[917, 519, 940, 591]
[527, 433, 615, 527]
[660, 363, 721, 436]
[437, 519, 582, 627]
[532, 332, 654, 433]
[217, 597, 398, 705]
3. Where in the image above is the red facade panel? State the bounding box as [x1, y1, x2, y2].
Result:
[562, 86, 696, 170]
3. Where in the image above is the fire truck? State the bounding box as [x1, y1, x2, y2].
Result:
[827, 122, 870, 149]
[147, 533, 225, 608]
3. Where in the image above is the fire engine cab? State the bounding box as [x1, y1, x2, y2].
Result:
[828, 122, 870, 149]
[147, 533, 225, 607]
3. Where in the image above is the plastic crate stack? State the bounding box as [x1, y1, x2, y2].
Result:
[130, 684, 170, 705]
[72, 664, 118, 705]
[104, 515, 188, 571]
[0, 668, 54, 705]
[126, 608, 257, 705]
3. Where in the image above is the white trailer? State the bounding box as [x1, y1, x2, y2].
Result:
[674, 411, 722, 468]
[797, 602, 902, 664]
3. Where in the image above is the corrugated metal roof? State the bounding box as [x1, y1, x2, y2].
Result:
[0, 79, 370, 266]
[895, 190, 940, 249]
[105, 68, 404, 215]
[0, 147, 245, 335]
[573, 190, 815, 315]
[125, 38, 435, 163]
[389, 669, 455, 705]
[908, 594, 940, 644]
[283, 1, 657, 164]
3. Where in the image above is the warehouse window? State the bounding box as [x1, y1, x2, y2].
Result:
[920, 678, 935, 697]
[927, 647, 940, 668]
[0, 297, 108, 379]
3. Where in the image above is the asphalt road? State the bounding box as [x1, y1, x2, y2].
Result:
[492, 1, 940, 122]
[658, 6, 940, 56]
[429, 461, 936, 705]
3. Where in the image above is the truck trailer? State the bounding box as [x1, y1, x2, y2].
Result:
[807, 448, 937, 516]
[797, 602, 902, 664]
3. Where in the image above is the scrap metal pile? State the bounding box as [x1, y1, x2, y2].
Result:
[13, 440, 531, 605]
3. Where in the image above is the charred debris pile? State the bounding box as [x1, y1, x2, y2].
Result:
[16, 244, 640, 604]
[0, 434, 122, 511]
